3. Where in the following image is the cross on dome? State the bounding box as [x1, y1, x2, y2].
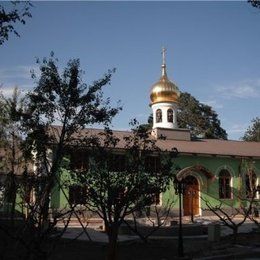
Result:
[150, 48, 180, 105]
[162, 47, 166, 65]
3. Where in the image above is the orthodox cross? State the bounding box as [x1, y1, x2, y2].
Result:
[162, 47, 166, 65]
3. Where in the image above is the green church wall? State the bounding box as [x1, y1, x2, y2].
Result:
[51, 167, 70, 210]
[1, 192, 25, 215]
[162, 154, 260, 213]
[52, 153, 260, 215]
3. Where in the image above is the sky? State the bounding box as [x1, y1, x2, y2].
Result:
[0, 1, 260, 140]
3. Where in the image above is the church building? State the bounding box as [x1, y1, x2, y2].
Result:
[147, 48, 260, 215]
[52, 49, 260, 217]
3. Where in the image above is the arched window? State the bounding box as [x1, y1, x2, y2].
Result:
[167, 108, 173, 123]
[156, 109, 162, 123]
[246, 172, 257, 198]
[219, 170, 231, 199]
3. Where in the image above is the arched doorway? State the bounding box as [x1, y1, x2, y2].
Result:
[183, 176, 200, 216]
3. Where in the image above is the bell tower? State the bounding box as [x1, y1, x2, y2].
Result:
[150, 48, 180, 129]
[150, 48, 191, 141]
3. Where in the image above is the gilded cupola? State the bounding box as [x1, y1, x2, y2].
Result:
[150, 48, 180, 105]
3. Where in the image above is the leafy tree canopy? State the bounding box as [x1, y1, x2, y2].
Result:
[0, 54, 123, 259]
[0, 54, 122, 258]
[67, 123, 177, 260]
[0, 87, 25, 166]
[0, 87, 22, 145]
[242, 117, 260, 142]
[248, 0, 260, 9]
[22, 52, 121, 162]
[0, 1, 32, 45]
[178, 92, 227, 139]
[0, 90, 6, 145]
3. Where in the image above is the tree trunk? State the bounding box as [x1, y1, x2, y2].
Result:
[232, 227, 238, 244]
[10, 132, 17, 227]
[10, 175, 17, 227]
[106, 224, 119, 260]
[42, 195, 50, 222]
[10, 189, 16, 227]
[41, 177, 54, 229]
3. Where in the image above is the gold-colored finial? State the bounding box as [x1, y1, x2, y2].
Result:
[161, 47, 167, 76]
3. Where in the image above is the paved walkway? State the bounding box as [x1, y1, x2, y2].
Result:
[61, 216, 259, 243]
[62, 227, 139, 243]
[191, 216, 257, 236]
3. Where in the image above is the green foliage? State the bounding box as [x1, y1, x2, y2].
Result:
[0, 87, 25, 172]
[22, 53, 121, 163]
[178, 92, 227, 139]
[248, 0, 260, 9]
[3, 87, 24, 122]
[19, 53, 121, 231]
[0, 87, 26, 227]
[70, 124, 176, 223]
[0, 1, 32, 45]
[61, 122, 177, 260]
[0, 55, 122, 259]
[242, 117, 260, 142]
[0, 91, 6, 146]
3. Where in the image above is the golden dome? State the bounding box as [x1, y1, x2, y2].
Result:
[150, 49, 180, 105]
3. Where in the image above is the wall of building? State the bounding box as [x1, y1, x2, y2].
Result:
[52, 153, 260, 217]
[162, 154, 260, 216]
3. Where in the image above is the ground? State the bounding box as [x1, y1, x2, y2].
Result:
[50, 233, 260, 260]
[1, 229, 260, 259]
[1, 217, 260, 259]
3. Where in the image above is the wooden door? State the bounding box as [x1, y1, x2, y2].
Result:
[183, 176, 199, 216]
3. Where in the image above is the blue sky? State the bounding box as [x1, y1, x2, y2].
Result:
[0, 1, 260, 140]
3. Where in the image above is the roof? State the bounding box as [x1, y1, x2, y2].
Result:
[50, 126, 260, 159]
[156, 138, 260, 158]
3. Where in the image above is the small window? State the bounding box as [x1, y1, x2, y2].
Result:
[145, 156, 161, 173]
[70, 150, 89, 171]
[167, 109, 173, 123]
[219, 170, 231, 199]
[108, 154, 126, 172]
[246, 172, 257, 198]
[69, 185, 87, 205]
[156, 109, 162, 123]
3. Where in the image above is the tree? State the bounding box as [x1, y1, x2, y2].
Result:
[69, 123, 177, 260]
[203, 158, 259, 243]
[0, 87, 25, 225]
[242, 117, 260, 142]
[0, 86, 10, 147]
[202, 195, 255, 243]
[0, 1, 32, 45]
[248, 0, 260, 9]
[240, 158, 260, 230]
[0, 53, 121, 259]
[178, 92, 227, 139]
[145, 92, 227, 139]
